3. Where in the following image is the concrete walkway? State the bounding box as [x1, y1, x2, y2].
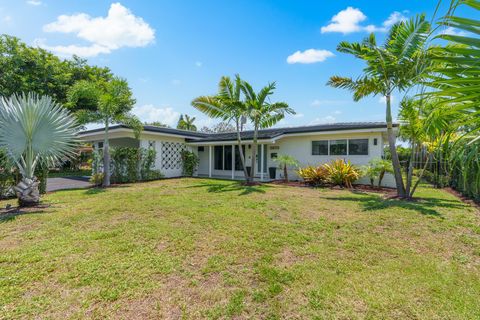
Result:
[47, 176, 92, 192]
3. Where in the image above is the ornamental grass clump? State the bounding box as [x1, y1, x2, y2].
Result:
[323, 159, 361, 189]
[297, 165, 330, 186]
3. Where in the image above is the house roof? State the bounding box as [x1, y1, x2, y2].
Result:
[79, 122, 396, 142]
[185, 122, 396, 143]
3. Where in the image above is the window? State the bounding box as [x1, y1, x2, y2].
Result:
[198, 146, 205, 152]
[330, 140, 347, 155]
[349, 139, 369, 155]
[224, 146, 233, 171]
[312, 141, 328, 155]
[214, 146, 223, 170]
[98, 142, 104, 149]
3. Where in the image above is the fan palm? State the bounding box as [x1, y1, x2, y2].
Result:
[0, 93, 78, 206]
[242, 81, 295, 182]
[192, 75, 250, 179]
[68, 78, 141, 187]
[327, 14, 431, 198]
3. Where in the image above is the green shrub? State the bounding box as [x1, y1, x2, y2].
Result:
[89, 173, 104, 186]
[297, 165, 330, 186]
[181, 150, 199, 176]
[362, 158, 393, 187]
[323, 159, 361, 188]
[0, 149, 15, 199]
[93, 147, 163, 184]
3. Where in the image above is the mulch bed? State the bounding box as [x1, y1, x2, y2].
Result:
[268, 180, 397, 195]
[444, 187, 480, 211]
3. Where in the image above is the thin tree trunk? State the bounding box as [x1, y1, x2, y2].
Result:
[250, 124, 258, 183]
[236, 119, 249, 180]
[405, 140, 416, 195]
[284, 165, 288, 182]
[386, 94, 406, 197]
[410, 155, 431, 197]
[103, 120, 111, 187]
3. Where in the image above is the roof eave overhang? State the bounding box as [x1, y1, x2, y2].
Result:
[78, 127, 205, 141]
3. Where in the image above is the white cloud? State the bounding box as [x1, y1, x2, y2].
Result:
[195, 61, 203, 67]
[383, 11, 407, 27]
[321, 8, 407, 34]
[39, 3, 155, 57]
[309, 116, 336, 125]
[287, 49, 334, 64]
[321, 7, 366, 34]
[292, 113, 304, 118]
[132, 105, 180, 126]
[439, 26, 468, 37]
[33, 39, 111, 58]
[27, 0, 42, 5]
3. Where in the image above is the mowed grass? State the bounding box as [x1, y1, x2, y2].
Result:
[1, 178, 480, 319]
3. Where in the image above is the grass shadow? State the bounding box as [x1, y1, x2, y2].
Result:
[0, 206, 49, 223]
[188, 181, 269, 195]
[324, 192, 469, 217]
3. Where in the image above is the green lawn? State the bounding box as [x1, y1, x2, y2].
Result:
[1, 178, 479, 319]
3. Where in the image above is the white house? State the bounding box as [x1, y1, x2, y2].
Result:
[78, 122, 398, 187]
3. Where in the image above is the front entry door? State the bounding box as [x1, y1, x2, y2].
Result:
[256, 145, 268, 174]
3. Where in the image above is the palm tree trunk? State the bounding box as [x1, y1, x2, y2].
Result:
[103, 121, 111, 187]
[236, 119, 249, 180]
[15, 178, 40, 207]
[249, 124, 259, 184]
[386, 94, 406, 197]
[410, 154, 431, 197]
[284, 165, 288, 182]
[405, 140, 416, 195]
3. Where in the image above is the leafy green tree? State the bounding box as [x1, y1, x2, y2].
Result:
[274, 155, 299, 182]
[241, 81, 294, 183]
[192, 75, 250, 179]
[0, 35, 112, 110]
[177, 114, 197, 131]
[327, 15, 431, 198]
[399, 97, 456, 197]
[0, 94, 78, 206]
[68, 78, 141, 187]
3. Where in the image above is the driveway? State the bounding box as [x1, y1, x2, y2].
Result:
[47, 176, 92, 192]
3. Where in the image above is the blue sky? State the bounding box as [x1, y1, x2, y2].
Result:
[0, 0, 464, 129]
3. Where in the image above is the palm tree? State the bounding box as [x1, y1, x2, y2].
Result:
[68, 78, 141, 187]
[241, 81, 295, 183]
[327, 15, 431, 198]
[429, 0, 480, 139]
[0, 93, 78, 206]
[274, 155, 299, 182]
[177, 114, 197, 131]
[192, 75, 250, 179]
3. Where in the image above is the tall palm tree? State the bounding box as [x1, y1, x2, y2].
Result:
[241, 81, 294, 183]
[192, 75, 250, 179]
[327, 15, 431, 198]
[68, 78, 141, 187]
[0, 93, 78, 206]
